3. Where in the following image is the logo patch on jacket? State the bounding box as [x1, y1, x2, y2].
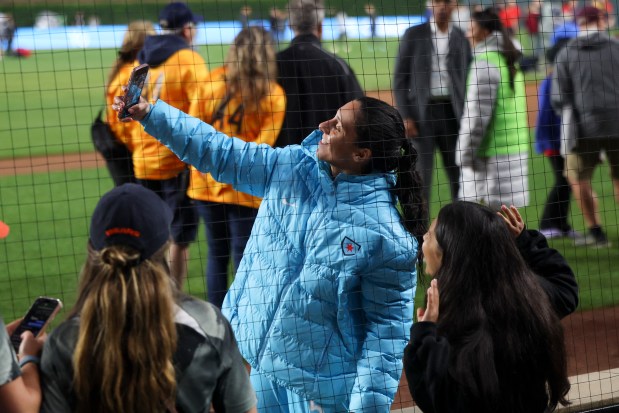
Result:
[341, 237, 361, 256]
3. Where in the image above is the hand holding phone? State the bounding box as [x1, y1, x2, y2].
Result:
[10, 296, 62, 353]
[119, 63, 149, 120]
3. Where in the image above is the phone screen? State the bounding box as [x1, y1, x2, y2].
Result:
[10, 297, 62, 352]
[120, 64, 149, 119]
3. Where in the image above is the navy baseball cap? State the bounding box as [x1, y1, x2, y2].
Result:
[159, 2, 202, 30]
[90, 183, 173, 261]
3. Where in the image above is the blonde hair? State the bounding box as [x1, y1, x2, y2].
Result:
[224, 26, 278, 113]
[106, 20, 155, 88]
[72, 243, 177, 413]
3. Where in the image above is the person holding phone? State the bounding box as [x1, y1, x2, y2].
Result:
[39, 184, 257, 413]
[188, 27, 285, 309]
[403, 202, 578, 413]
[0, 317, 47, 413]
[113, 95, 427, 412]
[0, 226, 48, 413]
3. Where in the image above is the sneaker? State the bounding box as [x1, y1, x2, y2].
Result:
[563, 229, 586, 242]
[540, 228, 564, 239]
[574, 232, 611, 248]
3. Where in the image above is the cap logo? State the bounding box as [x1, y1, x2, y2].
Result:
[105, 227, 141, 238]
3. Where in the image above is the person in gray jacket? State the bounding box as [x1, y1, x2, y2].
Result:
[551, 6, 619, 247]
[393, 0, 472, 208]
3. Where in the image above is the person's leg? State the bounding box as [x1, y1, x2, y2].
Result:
[566, 148, 601, 227]
[414, 111, 438, 208]
[565, 145, 609, 246]
[228, 204, 258, 272]
[139, 173, 198, 285]
[196, 201, 232, 308]
[540, 155, 573, 233]
[434, 102, 460, 202]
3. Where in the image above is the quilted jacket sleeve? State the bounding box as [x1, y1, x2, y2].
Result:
[142, 100, 281, 198]
[348, 254, 416, 412]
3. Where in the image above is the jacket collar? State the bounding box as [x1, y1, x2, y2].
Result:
[290, 33, 321, 47]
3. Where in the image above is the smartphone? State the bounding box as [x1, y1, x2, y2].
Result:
[119, 63, 149, 119]
[10, 297, 63, 352]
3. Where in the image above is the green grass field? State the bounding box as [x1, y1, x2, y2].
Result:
[0, 39, 618, 322]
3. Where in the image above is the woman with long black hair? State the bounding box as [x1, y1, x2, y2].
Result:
[113, 95, 427, 412]
[404, 202, 578, 413]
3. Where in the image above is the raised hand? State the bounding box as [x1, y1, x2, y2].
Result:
[417, 279, 439, 323]
[498, 204, 525, 238]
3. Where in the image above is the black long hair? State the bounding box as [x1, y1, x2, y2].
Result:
[353, 96, 428, 247]
[472, 8, 522, 89]
[432, 202, 570, 412]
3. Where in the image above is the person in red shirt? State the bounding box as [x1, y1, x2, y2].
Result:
[498, 0, 522, 35]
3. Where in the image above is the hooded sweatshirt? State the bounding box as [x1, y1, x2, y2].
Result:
[129, 34, 209, 180]
[551, 31, 619, 139]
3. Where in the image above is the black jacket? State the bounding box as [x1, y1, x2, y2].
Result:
[403, 229, 579, 413]
[393, 22, 472, 124]
[275, 33, 364, 147]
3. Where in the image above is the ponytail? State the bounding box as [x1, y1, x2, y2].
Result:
[472, 8, 522, 89]
[353, 96, 428, 259]
[72, 243, 177, 413]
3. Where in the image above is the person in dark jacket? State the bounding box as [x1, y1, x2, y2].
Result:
[551, 6, 619, 248]
[404, 202, 577, 413]
[275, 0, 364, 147]
[393, 0, 472, 207]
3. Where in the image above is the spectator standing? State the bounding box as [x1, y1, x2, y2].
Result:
[40, 184, 257, 413]
[74, 11, 85, 26]
[240, 6, 252, 29]
[498, 0, 522, 36]
[0, 13, 15, 56]
[393, 0, 472, 207]
[551, 6, 619, 247]
[335, 10, 348, 40]
[275, 0, 363, 147]
[269, 7, 287, 46]
[403, 202, 576, 413]
[365, 3, 378, 38]
[135, 2, 208, 284]
[104, 20, 155, 186]
[535, 24, 581, 239]
[525, 0, 542, 57]
[114, 95, 427, 413]
[0, 227, 47, 413]
[457, 8, 529, 210]
[188, 27, 286, 308]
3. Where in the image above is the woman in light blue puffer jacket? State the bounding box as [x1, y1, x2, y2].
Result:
[114, 95, 427, 413]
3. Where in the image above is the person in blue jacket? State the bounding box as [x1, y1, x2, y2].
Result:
[113, 95, 427, 412]
[535, 22, 579, 239]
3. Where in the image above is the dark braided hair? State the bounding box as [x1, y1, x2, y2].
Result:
[353, 96, 428, 252]
[472, 8, 522, 89]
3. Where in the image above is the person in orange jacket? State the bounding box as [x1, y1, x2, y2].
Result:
[188, 27, 286, 308]
[134, 2, 210, 285]
[104, 20, 155, 186]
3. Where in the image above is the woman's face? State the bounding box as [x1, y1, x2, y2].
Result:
[317, 100, 369, 175]
[468, 20, 490, 47]
[422, 219, 443, 276]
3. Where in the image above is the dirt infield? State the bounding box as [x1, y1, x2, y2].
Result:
[1, 87, 617, 409]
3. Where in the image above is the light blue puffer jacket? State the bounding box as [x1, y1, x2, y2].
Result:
[143, 100, 417, 412]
